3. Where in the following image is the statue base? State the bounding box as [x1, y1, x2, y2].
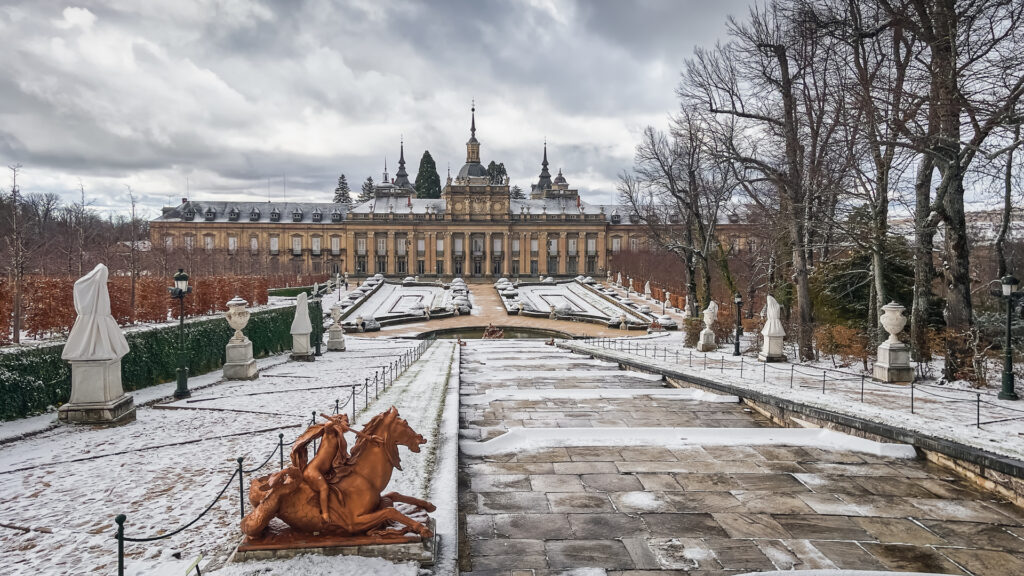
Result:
[224, 340, 258, 380]
[327, 327, 346, 351]
[873, 341, 913, 384]
[59, 393, 136, 426]
[697, 329, 717, 352]
[232, 517, 436, 566]
[758, 335, 787, 362]
[291, 334, 314, 361]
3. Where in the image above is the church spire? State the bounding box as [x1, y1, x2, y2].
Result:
[536, 140, 552, 190]
[394, 138, 412, 189]
[465, 101, 481, 163]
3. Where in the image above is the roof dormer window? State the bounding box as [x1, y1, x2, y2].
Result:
[270, 208, 281, 222]
[183, 209, 195, 221]
[331, 210, 342, 223]
[292, 209, 303, 222]
[204, 208, 216, 221]
[312, 208, 322, 223]
[249, 208, 261, 221]
[228, 207, 240, 221]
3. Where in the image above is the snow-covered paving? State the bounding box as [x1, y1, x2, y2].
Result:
[0, 336, 455, 575]
[566, 335, 1024, 463]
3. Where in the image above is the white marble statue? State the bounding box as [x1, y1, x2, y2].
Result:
[643, 281, 652, 300]
[758, 295, 786, 362]
[290, 292, 313, 359]
[62, 264, 130, 362]
[698, 301, 719, 351]
[59, 264, 135, 424]
[616, 272, 622, 287]
[682, 295, 691, 319]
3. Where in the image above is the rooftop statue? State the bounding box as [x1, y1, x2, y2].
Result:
[241, 407, 435, 540]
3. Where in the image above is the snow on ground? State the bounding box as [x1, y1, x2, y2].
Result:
[568, 333, 1024, 462]
[460, 426, 919, 459]
[0, 336, 453, 576]
[511, 280, 648, 324]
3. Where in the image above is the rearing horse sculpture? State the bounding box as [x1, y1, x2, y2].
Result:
[241, 407, 436, 539]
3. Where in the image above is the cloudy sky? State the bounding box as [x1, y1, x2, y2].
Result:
[0, 0, 749, 219]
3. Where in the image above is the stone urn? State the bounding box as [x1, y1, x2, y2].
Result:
[330, 302, 343, 326]
[327, 302, 346, 351]
[874, 301, 912, 383]
[223, 296, 257, 379]
[879, 301, 907, 344]
[225, 296, 250, 343]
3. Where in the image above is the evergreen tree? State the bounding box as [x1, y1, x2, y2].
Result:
[333, 174, 352, 206]
[509, 185, 525, 199]
[486, 161, 507, 185]
[358, 176, 375, 202]
[414, 150, 442, 199]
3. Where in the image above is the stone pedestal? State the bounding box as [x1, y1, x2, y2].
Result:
[327, 325, 346, 351]
[874, 341, 913, 383]
[697, 329, 717, 352]
[758, 335, 786, 362]
[59, 358, 136, 425]
[291, 334, 314, 361]
[224, 339, 258, 379]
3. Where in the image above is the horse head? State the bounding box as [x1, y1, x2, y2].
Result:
[354, 407, 426, 472]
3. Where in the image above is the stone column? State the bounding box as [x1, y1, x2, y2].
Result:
[484, 232, 492, 277]
[446, 232, 454, 277]
[874, 302, 913, 383]
[366, 232, 376, 278]
[503, 232, 512, 276]
[539, 233, 549, 277]
[558, 232, 567, 275]
[597, 231, 607, 273]
[223, 296, 258, 379]
[386, 231, 396, 276]
[345, 231, 356, 276]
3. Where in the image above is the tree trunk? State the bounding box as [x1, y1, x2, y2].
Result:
[995, 124, 1019, 278]
[941, 175, 974, 380]
[911, 154, 936, 362]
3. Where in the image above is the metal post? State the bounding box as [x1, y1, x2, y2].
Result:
[977, 393, 981, 428]
[911, 381, 915, 414]
[721, 357, 724, 373]
[822, 372, 826, 393]
[115, 514, 126, 576]
[335, 399, 339, 415]
[689, 351, 692, 368]
[311, 411, 316, 426]
[860, 375, 865, 402]
[174, 295, 190, 399]
[236, 457, 245, 518]
[375, 373, 379, 399]
[351, 387, 356, 421]
[365, 376, 369, 404]
[279, 433, 284, 469]
[703, 354, 707, 370]
[763, 362, 766, 382]
[1000, 288, 1019, 400]
[740, 357, 743, 378]
[790, 365, 795, 388]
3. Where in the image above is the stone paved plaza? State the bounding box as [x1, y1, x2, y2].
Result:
[457, 340, 1024, 575]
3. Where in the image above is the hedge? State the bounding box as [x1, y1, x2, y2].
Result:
[0, 299, 323, 421]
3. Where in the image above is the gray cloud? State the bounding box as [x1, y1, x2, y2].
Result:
[0, 0, 746, 214]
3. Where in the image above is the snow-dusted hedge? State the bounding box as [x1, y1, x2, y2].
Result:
[0, 300, 322, 421]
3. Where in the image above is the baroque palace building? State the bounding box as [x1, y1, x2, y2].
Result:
[150, 108, 652, 279]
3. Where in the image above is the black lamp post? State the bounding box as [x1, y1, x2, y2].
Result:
[169, 269, 192, 399]
[1000, 274, 1020, 401]
[733, 292, 743, 356]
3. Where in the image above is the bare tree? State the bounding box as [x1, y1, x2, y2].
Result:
[4, 165, 25, 343]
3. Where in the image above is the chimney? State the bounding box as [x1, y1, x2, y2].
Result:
[181, 197, 188, 204]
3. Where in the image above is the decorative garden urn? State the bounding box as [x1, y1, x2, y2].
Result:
[330, 302, 343, 326]
[223, 296, 258, 379]
[225, 296, 250, 343]
[879, 301, 907, 344]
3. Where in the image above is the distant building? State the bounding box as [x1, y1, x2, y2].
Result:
[149, 107, 667, 278]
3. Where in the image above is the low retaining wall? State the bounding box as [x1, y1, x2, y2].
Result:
[561, 342, 1024, 507]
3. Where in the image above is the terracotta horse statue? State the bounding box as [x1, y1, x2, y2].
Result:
[241, 407, 436, 539]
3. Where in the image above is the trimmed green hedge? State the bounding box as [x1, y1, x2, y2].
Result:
[268, 286, 313, 298]
[0, 300, 323, 421]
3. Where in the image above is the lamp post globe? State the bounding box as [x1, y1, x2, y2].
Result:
[733, 293, 743, 356]
[169, 268, 192, 399]
[1000, 275, 1020, 401]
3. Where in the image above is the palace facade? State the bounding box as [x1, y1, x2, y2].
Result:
[150, 108, 652, 279]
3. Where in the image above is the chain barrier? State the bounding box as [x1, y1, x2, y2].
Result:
[111, 337, 435, 576]
[574, 336, 1022, 432]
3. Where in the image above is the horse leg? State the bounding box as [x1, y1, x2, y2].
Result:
[241, 487, 282, 538]
[348, 507, 434, 538]
[381, 491, 436, 513]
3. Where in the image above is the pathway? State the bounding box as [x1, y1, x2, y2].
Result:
[458, 340, 1024, 575]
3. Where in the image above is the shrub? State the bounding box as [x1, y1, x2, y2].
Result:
[683, 318, 703, 347]
[0, 300, 319, 421]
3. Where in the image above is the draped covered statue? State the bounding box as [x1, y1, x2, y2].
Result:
[62, 264, 129, 362]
